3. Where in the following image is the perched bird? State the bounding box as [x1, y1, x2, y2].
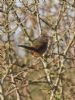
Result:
[18, 34, 49, 56]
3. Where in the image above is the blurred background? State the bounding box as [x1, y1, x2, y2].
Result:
[0, 0, 75, 100]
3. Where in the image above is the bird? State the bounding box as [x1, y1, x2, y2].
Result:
[18, 34, 49, 56]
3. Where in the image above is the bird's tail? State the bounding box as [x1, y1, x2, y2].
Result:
[18, 45, 37, 51]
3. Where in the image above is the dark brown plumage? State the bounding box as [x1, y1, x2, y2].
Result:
[18, 34, 49, 56]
